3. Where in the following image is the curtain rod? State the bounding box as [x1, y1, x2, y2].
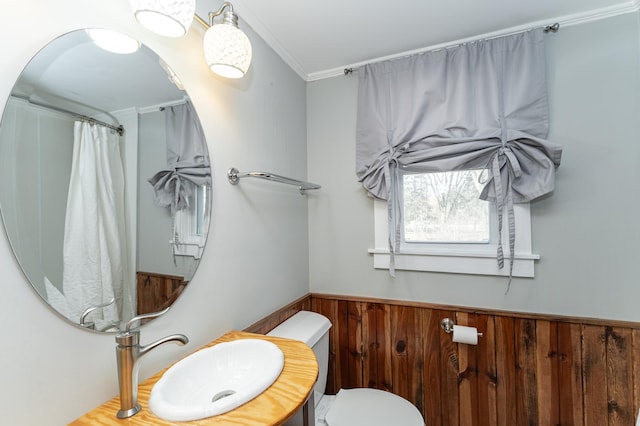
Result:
[343, 22, 560, 76]
[11, 95, 124, 136]
[158, 99, 188, 111]
[137, 96, 189, 115]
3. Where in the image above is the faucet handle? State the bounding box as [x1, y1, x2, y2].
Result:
[79, 298, 115, 328]
[125, 307, 171, 333]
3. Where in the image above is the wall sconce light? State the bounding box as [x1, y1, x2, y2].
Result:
[129, 0, 252, 79]
[199, 3, 252, 79]
[129, 0, 196, 37]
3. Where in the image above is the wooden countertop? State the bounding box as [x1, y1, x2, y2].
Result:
[70, 331, 318, 425]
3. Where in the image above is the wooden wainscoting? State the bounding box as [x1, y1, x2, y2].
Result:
[244, 294, 312, 334]
[243, 293, 640, 425]
[136, 271, 188, 314]
[309, 294, 640, 426]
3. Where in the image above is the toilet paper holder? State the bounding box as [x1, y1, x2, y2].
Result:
[440, 318, 483, 337]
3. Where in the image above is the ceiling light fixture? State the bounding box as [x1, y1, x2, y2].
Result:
[129, 0, 196, 38]
[129, 1, 252, 79]
[86, 29, 141, 54]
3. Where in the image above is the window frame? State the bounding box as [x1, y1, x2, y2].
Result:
[172, 183, 210, 259]
[369, 183, 539, 277]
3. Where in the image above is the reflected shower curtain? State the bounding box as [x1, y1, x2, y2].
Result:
[62, 121, 130, 329]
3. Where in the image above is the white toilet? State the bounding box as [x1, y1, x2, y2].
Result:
[267, 311, 425, 426]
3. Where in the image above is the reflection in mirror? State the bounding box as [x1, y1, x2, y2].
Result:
[0, 30, 211, 332]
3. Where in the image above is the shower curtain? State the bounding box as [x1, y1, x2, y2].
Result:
[62, 121, 130, 329]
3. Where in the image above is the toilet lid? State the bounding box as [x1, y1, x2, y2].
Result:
[324, 388, 424, 426]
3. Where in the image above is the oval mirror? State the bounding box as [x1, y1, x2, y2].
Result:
[0, 30, 211, 332]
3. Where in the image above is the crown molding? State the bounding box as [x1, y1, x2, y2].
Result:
[229, 0, 307, 80]
[232, 0, 640, 82]
[306, 1, 640, 82]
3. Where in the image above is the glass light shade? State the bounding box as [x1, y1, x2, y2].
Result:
[86, 29, 141, 54]
[129, 0, 196, 37]
[203, 24, 252, 79]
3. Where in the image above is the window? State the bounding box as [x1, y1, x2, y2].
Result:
[369, 169, 539, 277]
[173, 183, 210, 259]
[402, 170, 490, 244]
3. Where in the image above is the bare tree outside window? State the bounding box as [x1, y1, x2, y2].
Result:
[402, 170, 489, 243]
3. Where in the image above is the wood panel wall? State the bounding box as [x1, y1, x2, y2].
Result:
[136, 271, 187, 315]
[307, 294, 640, 426]
[244, 295, 312, 335]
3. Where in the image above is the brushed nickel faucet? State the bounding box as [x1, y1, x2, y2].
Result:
[115, 307, 188, 419]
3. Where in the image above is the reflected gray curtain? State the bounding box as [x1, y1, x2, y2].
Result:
[356, 30, 562, 275]
[148, 100, 210, 213]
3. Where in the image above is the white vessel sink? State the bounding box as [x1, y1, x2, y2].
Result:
[148, 338, 285, 422]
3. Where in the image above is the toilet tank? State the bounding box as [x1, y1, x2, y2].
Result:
[267, 311, 332, 404]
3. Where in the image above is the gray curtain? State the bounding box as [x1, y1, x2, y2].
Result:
[356, 29, 562, 275]
[148, 100, 210, 213]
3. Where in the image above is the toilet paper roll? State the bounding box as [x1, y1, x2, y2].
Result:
[452, 325, 478, 345]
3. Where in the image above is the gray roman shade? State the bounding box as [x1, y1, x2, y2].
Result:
[148, 100, 210, 213]
[356, 29, 562, 275]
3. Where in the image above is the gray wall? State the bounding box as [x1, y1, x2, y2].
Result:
[307, 12, 640, 322]
[0, 1, 309, 424]
[0, 99, 74, 296]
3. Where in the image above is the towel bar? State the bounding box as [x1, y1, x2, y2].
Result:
[227, 167, 321, 195]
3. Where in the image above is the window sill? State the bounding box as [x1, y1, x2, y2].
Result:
[367, 248, 539, 278]
[172, 241, 205, 259]
[372, 198, 538, 278]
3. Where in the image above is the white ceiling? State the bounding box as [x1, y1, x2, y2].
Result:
[220, 0, 639, 81]
[12, 30, 185, 117]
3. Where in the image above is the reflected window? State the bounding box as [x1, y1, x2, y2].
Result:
[173, 183, 210, 259]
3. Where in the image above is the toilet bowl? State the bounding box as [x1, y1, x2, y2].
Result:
[267, 311, 424, 426]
